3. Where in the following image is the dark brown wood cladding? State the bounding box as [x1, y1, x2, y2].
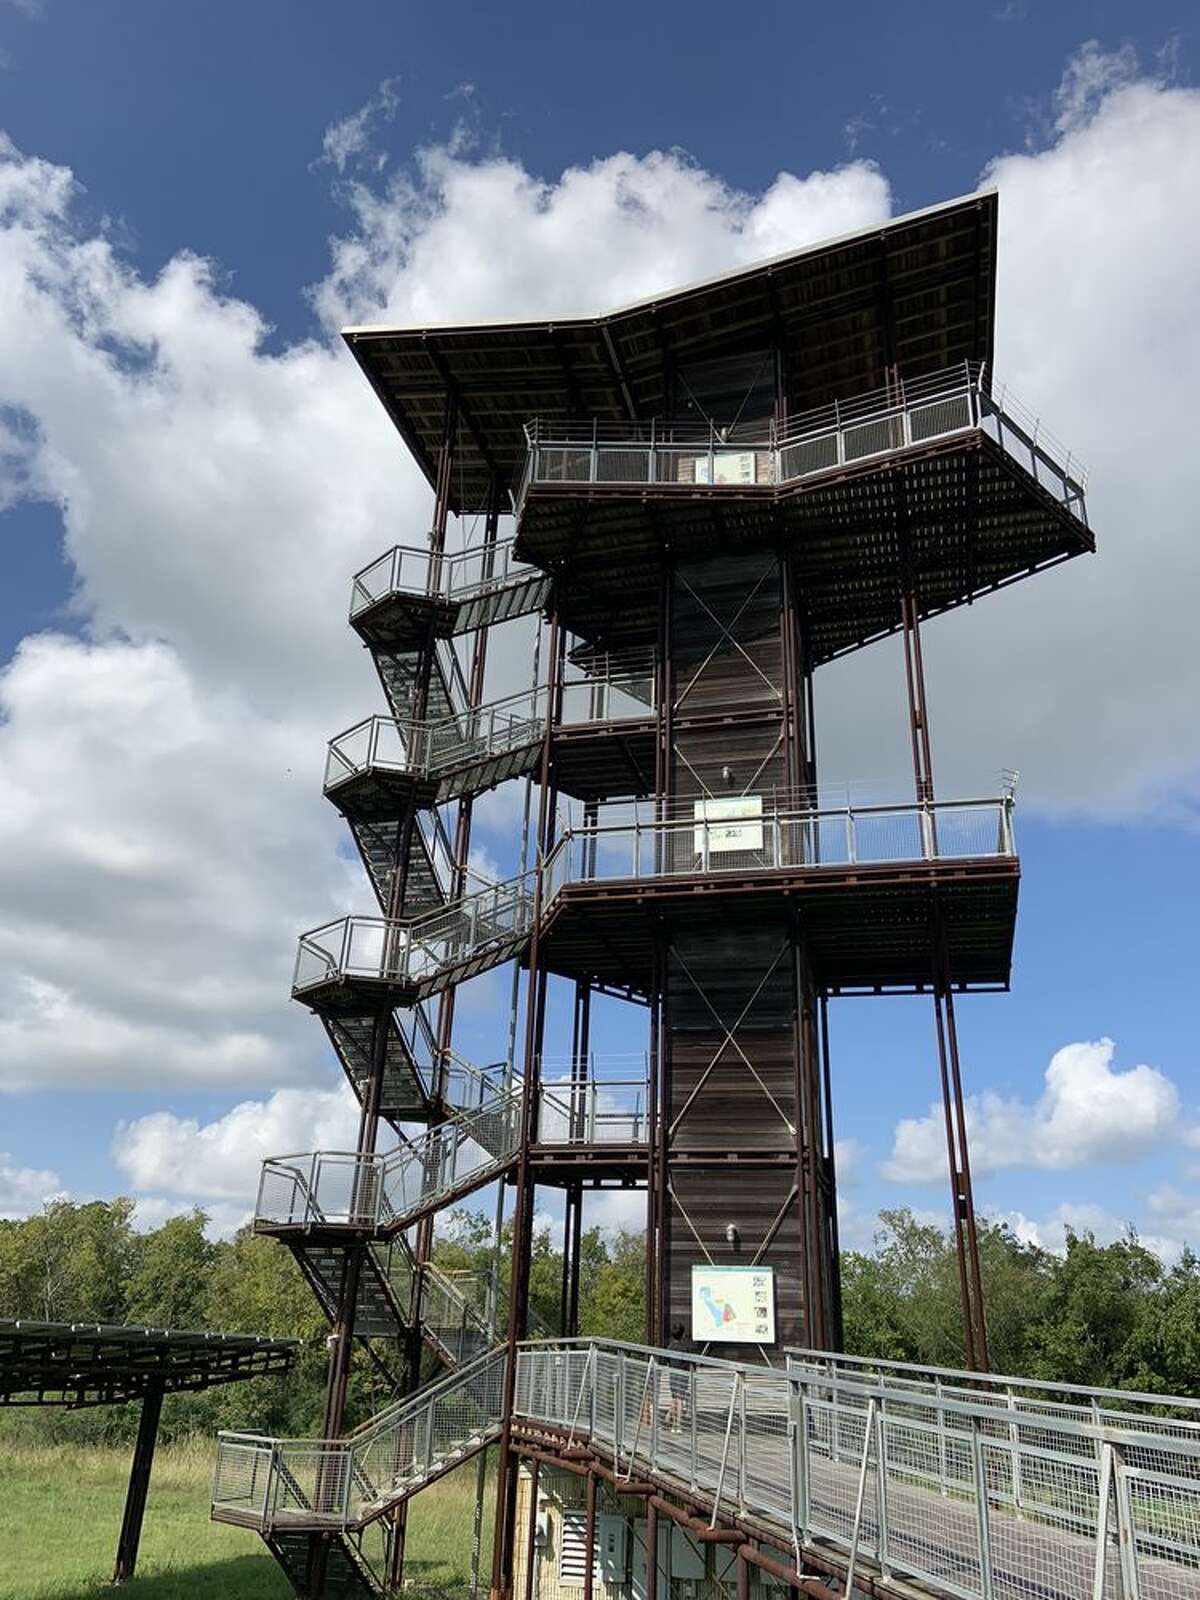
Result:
[664, 1166, 806, 1353]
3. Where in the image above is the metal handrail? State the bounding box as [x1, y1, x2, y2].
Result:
[536, 1079, 649, 1146]
[216, 1331, 1200, 1600]
[325, 662, 659, 796]
[293, 791, 1015, 998]
[516, 362, 1087, 521]
[214, 1348, 508, 1532]
[349, 538, 536, 620]
[255, 1086, 526, 1234]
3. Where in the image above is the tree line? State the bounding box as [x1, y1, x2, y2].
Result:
[0, 1198, 1195, 1444]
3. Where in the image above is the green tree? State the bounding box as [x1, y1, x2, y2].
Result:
[124, 1210, 214, 1328]
[1024, 1229, 1162, 1388]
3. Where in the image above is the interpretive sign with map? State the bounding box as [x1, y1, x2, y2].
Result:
[689, 1264, 776, 1344]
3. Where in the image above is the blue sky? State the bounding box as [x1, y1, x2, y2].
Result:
[0, 0, 1197, 1259]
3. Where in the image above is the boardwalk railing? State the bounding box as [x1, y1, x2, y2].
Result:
[517, 362, 1088, 524]
[215, 1335, 1200, 1597]
[516, 1339, 1200, 1600]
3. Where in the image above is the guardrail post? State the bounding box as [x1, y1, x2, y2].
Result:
[710, 1374, 741, 1529]
[788, 1373, 806, 1560]
[1111, 1443, 1142, 1600]
[1092, 1441, 1115, 1600]
[615, 1353, 625, 1469]
[920, 804, 935, 860]
[1006, 1387, 1025, 1516]
[844, 1398, 877, 1600]
[689, 1366, 698, 1492]
[875, 1396, 891, 1579]
[971, 1420, 994, 1600]
[738, 1370, 748, 1514]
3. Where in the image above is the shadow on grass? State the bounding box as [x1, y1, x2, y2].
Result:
[49, 1553, 290, 1600]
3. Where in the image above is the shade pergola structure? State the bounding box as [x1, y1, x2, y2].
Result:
[0, 1318, 297, 1585]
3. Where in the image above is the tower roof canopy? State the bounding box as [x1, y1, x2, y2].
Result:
[343, 191, 998, 514]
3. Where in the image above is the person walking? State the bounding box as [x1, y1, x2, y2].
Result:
[665, 1321, 689, 1433]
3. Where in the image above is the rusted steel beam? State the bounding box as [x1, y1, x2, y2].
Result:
[522, 1459, 540, 1600]
[492, 607, 564, 1600]
[584, 1471, 597, 1600]
[111, 1379, 163, 1585]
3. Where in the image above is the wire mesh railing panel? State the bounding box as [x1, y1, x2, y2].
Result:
[592, 1351, 621, 1456]
[520, 365, 1087, 522]
[806, 1395, 880, 1554]
[271, 1446, 352, 1525]
[983, 1439, 1109, 1600]
[257, 1161, 309, 1226]
[378, 1089, 523, 1225]
[536, 1079, 649, 1146]
[779, 429, 839, 480]
[212, 1438, 272, 1520]
[909, 392, 974, 442]
[878, 1421, 980, 1600]
[1128, 1468, 1200, 1598]
[744, 1375, 793, 1524]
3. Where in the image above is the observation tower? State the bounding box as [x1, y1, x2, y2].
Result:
[213, 192, 1099, 1599]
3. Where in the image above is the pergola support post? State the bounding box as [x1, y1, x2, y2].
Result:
[112, 1379, 164, 1585]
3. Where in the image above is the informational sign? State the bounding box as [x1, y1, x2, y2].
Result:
[693, 450, 759, 485]
[690, 1264, 776, 1345]
[693, 795, 763, 854]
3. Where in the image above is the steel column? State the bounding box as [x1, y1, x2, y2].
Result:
[492, 607, 563, 1600]
[112, 1379, 163, 1585]
[583, 1470, 597, 1600]
[522, 1460, 541, 1600]
[934, 962, 989, 1371]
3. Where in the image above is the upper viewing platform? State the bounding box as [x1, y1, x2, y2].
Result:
[344, 192, 1093, 661]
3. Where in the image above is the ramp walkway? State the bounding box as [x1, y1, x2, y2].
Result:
[215, 1337, 1200, 1599]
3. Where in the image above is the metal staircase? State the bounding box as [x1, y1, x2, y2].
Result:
[266, 1529, 381, 1598]
[350, 540, 551, 649]
[322, 1013, 433, 1127]
[374, 638, 470, 727]
[290, 1236, 508, 1375]
[256, 1086, 525, 1238]
[213, 1349, 509, 1539]
[291, 1237, 415, 1343]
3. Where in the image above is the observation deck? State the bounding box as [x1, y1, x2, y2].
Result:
[291, 789, 1018, 1013]
[515, 365, 1091, 658]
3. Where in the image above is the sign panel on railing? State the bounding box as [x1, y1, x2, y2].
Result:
[693, 451, 758, 485]
[690, 1264, 776, 1344]
[693, 796, 763, 853]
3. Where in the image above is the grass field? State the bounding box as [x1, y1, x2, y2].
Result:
[0, 1438, 488, 1598]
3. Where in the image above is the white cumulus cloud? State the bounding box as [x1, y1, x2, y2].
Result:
[0, 45, 1195, 1212]
[883, 1038, 1182, 1183]
[112, 1085, 361, 1206]
[0, 1152, 63, 1217]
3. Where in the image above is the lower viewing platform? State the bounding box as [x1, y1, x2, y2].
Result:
[292, 790, 1019, 1011]
[212, 1337, 1200, 1600]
